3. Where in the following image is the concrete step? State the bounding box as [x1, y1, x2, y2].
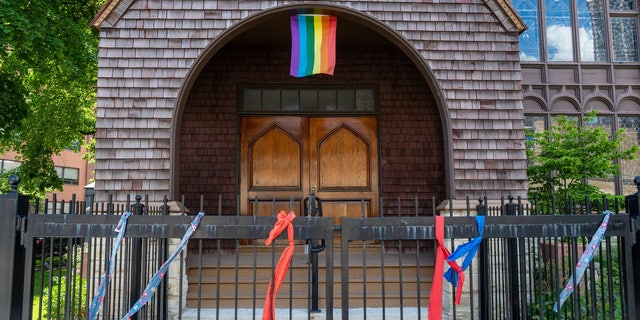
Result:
[185, 245, 435, 309]
[181, 307, 429, 320]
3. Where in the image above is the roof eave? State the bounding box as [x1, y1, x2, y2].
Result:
[488, 0, 528, 34]
[90, 0, 122, 31]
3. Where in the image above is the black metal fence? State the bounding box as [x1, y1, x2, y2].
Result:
[477, 197, 635, 320]
[1, 180, 639, 319]
[340, 196, 637, 320]
[24, 194, 171, 320]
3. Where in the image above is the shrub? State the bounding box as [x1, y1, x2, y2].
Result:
[526, 111, 639, 213]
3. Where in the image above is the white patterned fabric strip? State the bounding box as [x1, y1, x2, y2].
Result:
[553, 210, 612, 312]
[88, 211, 132, 320]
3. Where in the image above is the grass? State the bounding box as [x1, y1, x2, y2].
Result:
[32, 250, 87, 319]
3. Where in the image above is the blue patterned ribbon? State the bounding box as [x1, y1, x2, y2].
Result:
[88, 211, 132, 320]
[121, 211, 205, 319]
[444, 215, 485, 287]
[553, 210, 612, 312]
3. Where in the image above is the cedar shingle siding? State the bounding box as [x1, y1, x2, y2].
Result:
[92, 0, 528, 203]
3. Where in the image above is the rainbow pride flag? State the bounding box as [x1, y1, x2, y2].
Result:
[290, 14, 337, 77]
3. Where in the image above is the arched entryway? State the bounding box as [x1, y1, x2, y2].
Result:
[172, 5, 451, 218]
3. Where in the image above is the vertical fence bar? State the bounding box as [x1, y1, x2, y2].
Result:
[1, 176, 29, 320]
[397, 197, 404, 319]
[414, 196, 423, 320]
[129, 195, 144, 320]
[234, 195, 241, 320]
[159, 196, 170, 320]
[306, 189, 321, 313]
[625, 176, 640, 316]
[361, 199, 369, 317]
[251, 195, 258, 320]
[514, 197, 529, 320]
[178, 196, 185, 320]
[477, 198, 489, 320]
[341, 220, 350, 320]
[504, 195, 519, 320]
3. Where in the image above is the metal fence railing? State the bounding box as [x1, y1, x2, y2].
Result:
[2, 188, 638, 320]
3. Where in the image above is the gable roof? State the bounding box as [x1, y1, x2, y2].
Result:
[91, 0, 526, 33]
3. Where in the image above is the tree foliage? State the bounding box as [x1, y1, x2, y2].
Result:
[526, 111, 639, 210]
[0, 0, 102, 196]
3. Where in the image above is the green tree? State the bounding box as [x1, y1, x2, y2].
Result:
[526, 111, 639, 211]
[0, 0, 102, 196]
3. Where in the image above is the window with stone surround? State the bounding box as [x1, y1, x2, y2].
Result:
[518, 0, 640, 195]
[610, 0, 639, 62]
[55, 166, 80, 185]
[514, 0, 639, 62]
[585, 114, 616, 194]
[516, 0, 541, 61]
[524, 113, 640, 195]
[618, 116, 640, 193]
[524, 115, 545, 166]
[0, 159, 21, 173]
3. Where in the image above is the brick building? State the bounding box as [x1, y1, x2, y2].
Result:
[90, 0, 530, 218]
[0, 146, 93, 202]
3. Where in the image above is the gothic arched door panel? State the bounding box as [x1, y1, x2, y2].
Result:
[240, 116, 378, 224]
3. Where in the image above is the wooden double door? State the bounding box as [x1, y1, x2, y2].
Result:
[240, 116, 378, 224]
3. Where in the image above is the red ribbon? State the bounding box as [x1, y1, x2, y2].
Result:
[262, 210, 296, 320]
[428, 216, 464, 320]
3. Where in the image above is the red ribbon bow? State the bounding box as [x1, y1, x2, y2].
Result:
[428, 215, 464, 320]
[262, 210, 296, 320]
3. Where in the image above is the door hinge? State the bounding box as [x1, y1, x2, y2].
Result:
[17, 215, 27, 247]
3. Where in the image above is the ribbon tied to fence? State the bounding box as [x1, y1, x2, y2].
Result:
[88, 211, 132, 320]
[428, 215, 465, 320]
[553, 210, 612, 312]
[262, 210, 296, 320]
[121, 211, 205, 320]
[87, 210, 206, 320]
[444, 215, 485, 290]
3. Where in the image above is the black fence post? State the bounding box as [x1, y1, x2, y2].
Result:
[129, 195, 144, 320]
[625, 176, 640, 314]
[504, 195, 520, 320]
[304, 188, 324, 313]
[477, 197, 490, 320]
[0, 176, 29, 320]
[159, 196, 170, 319]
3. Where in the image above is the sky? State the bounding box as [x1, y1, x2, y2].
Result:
[516, 0, 601, 62]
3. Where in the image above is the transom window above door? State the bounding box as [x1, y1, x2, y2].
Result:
[239, 85, 378, 113]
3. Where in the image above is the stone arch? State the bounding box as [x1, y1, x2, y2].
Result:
[584, 96, 615, 113]
[550, 95, 581, 113]
[522, 95, 548, 113]
[617, 96, 640, 113]
[170, 4, 452, 199]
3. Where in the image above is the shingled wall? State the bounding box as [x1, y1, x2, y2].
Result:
[93, 0, 527, 202]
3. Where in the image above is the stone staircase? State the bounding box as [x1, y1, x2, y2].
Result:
[184, 242, 435, 311]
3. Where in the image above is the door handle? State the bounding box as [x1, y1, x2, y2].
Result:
[303, 187, 325, 252]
